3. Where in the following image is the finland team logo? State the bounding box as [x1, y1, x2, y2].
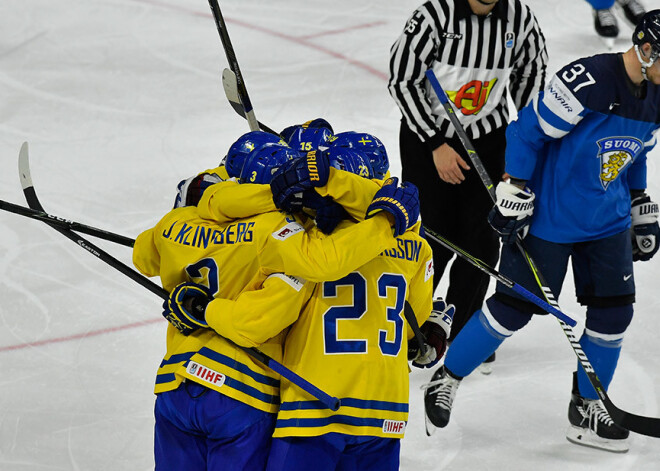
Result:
[596, 137, 642, 190]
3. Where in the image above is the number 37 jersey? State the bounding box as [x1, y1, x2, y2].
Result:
[273, 224, 434, 439]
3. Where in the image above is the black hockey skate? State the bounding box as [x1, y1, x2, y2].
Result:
[422, 365, 461, 435]
[594, 8, 619, 49]
[617, 0, 646, 26]
[566, 373, 630, 453]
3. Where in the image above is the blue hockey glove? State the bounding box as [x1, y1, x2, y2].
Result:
[173, 172, 222, 208]
[303, 192, 349, 234]
[162, 282, 213, 335]
[488, 181, 535, 244]
[631, 194, 660, 261]
[270, 149, 330, 212]
[411, 299, 455, 369]
[366, 177, 420, 237]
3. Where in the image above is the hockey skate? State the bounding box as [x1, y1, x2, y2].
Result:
[565, 373, 630, 453]
[594, 8, 619, 50]
[422, 365, 461, 436]
[617, 0, 646, 26]
[477, 351, 496, 375]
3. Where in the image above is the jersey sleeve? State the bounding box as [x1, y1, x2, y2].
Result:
[387, 4, 444, 149]
[197, 180, 276, 223]
[205, 274, 315, 348]
[505, 60, 595, 180]
[508, 6, 548, 110]
[404, 239, 434, 339]
[259, 214, 396, 282]
[314, 168, 383, 221]
[133, 227, 161, 277]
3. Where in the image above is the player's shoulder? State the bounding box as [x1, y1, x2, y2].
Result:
[556, 54, 619, 103]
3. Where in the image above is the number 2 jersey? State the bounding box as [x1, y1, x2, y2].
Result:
[505, 53, 660, 243]
[133, 178, 397, 414]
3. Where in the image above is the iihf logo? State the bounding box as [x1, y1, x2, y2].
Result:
[596, 137, 642, 190]
[505, 32, 515, 48]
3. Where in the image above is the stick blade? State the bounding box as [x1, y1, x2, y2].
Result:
[19, 142, 33, 190]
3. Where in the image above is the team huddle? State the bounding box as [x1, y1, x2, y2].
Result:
[133, 121, 454, 470]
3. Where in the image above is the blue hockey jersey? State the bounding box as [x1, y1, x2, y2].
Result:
[505, 53, 660, 243]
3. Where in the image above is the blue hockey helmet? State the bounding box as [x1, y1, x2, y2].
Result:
[224, 131, 286, 178]
[280, 118, 334, 147]
[287, 126, 334, 153]
[633, 10, 660, 77]
[329, 131, 389, 179]
[326, 147, 373, 179]
[239, 143, 300, 184]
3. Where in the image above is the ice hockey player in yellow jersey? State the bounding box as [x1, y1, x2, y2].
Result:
[135, 135, 421, 471]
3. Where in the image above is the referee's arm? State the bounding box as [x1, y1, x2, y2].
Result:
[509, 7, 548, 110]
[388, 9, 444, 152]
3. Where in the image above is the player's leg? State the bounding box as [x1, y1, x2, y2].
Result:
[154, 384, 207, 471]
[266, 434, 344, 471]
[424, 235, 571, 429]
[566, 230, 634, 452]
[202, 385, 277, 471]
[339, 436, 400, 471]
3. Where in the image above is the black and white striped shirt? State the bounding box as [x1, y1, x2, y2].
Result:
[388, 0, 547, 147]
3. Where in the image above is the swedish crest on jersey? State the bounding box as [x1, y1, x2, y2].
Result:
[596, 137, 642, 190]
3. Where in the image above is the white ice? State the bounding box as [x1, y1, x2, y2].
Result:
[0, 0, 659, 469]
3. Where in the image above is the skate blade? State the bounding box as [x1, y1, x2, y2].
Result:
[425, 414, 437, 436]
[477, 362, 493, 375]
[599, 36, 616, 50]
[565, 425, 630, 453]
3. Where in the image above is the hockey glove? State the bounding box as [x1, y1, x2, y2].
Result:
[411, 299, 455, 369]
[173, 172, 222, 209]
[366, 177, 420, 237]
[303, 191, 349, 235]
[488, 181, 535, 244]
[162, 282, 213, 335]
[631, 194, 660, 261]
[270, 149, 330, 212]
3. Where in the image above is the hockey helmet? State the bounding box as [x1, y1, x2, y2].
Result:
[326, 147, 374, 179]
[633, 9, 660, 76]
[239, 143, 300, 184]
[224, 131, 286, 178]
[329, 131, 389, 179]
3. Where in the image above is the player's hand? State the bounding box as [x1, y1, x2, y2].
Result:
[303, 191, 348, 234]
[366, 177, 420, 237]
[432, 143, 470, 184]
[162, 282, 213, 335]
[270, 150, 330, 212]
[488, 180, 535, 244]
[631, 194, 660, 261]
[411, 299, 455, 369]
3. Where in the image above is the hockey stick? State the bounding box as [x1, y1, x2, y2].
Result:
[222, 68, 279, 135]
[207, 0, 260, 132]
[425, 70, 660, 437]
[17, 142, 341, 412]
[0, 198, 134, 247]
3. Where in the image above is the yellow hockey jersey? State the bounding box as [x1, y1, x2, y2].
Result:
[134, 204, 397, 413]
[196, 170, 434, 438]
[273, 228, 434, 439]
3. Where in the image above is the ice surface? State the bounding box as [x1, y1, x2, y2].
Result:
[1, 0, 658, 469]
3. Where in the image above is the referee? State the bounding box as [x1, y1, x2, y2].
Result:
[388, 0, 547, 361]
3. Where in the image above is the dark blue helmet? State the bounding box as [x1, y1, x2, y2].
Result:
[633, 9, 660, 51]
[328, 131, 389, 179]
[281, 118, 334, 150]
[224, 131, 286, 178]
[326, 147, 373, 179]
[240, 143, 300, 184]
[287, 127, 334, 153]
